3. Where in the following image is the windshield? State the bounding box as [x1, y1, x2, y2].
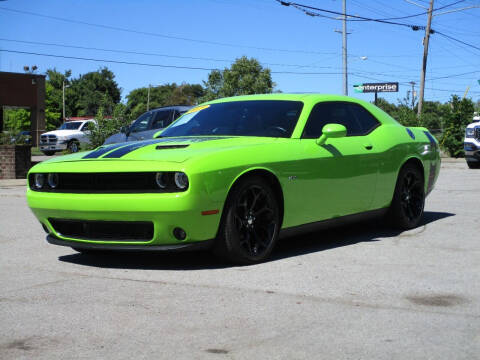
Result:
[160, 100, 304, 138]
[59, 122, 83, 130]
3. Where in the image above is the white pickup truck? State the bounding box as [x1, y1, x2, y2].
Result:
[40, 120, 96, 156]
[464, 113, 480, 169]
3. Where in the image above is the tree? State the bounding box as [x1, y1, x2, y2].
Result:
[2, 108, 30, 132]
[201, 57, 274, 102]
[87, 102, 130, 149]
[45, 68, 72, 120]
[125, 83, 204, 119]
[70, 67, 121, 116]
[441, 95, 475, 157]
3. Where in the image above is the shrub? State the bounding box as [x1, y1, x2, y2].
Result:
[441, 96, 475, 157]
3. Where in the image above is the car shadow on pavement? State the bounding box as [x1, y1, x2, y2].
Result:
[271, 211, 455, 261]
[58, 211, 454, 270]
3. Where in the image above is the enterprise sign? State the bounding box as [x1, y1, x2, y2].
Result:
[354, 82, 399, 93]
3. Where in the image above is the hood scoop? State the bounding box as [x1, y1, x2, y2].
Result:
[156, 144, 189, 150]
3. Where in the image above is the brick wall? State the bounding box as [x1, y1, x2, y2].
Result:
[0, 145, 31, 179]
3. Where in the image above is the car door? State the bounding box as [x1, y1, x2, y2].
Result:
[79, 121, 95, 144]
[289, 101, 380, 224]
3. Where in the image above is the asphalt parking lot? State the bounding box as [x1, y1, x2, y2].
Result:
[0, 159, 479, 360]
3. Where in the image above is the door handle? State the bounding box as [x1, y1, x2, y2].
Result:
[363, 142, 373, 150]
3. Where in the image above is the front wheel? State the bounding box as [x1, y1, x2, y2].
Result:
[214, 176, 280, 265]
[387, 163, 425, 230]
[41, 151, 55, 156]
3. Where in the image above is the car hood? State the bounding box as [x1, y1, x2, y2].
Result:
[38, 136, 281, 164]
[42, 130, 82, 137]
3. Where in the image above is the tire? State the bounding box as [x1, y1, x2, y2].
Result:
[387, 163, 425, 230]
[467, 161, 480, 169]
[67, 140, 80, 153]
[213, 176, 281, 265]
[42, 151, 55, 156]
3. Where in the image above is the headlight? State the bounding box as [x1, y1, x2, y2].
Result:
[174, 172, 189, 190]
[47, 173, 59, 189]
[34, 174, 45, 189]
[155, 172, 168, 189]
[466, 128, 474, 138]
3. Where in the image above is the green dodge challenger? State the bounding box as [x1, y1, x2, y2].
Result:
[27, 94, 440, 264]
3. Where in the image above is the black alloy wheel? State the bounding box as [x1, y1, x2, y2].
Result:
[214, 176, 280, 264]
[388, 163, 425, 229]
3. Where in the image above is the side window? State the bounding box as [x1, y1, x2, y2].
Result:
[302, 101, 375, 138]
[151, 110, 172, 130]
[347, 103, 380, 134]
[131, 112, 153, 133]
[82, 122, 95, 131]
[173, 110, 185, 121]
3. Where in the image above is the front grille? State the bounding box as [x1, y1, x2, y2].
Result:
[40, 135, 57, 145]
[49, 218, 154, 241]
[29, 172, 186, 193]
[474, 127, 480, 141]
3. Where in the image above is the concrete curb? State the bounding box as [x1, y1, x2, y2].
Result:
[0, 179, 27, 187]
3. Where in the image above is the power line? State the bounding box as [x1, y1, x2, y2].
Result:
[276, 0, 430, 30]
[0, 6, 337, 55]
[348, 0, 467, 21]
[0, 38, 341, 70]
[435, 30, 480, 52]
[427, 70, 480, 80]
[0, 49, 345, 75]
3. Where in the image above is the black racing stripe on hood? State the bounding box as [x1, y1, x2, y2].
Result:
[82, 142, 131, 159]
[103, 139, 167, 158]
[103, 136, 233, 158]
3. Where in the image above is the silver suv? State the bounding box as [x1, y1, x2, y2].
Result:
[104, 105, 191, 145]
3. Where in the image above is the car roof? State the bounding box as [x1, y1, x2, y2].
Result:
[206, 93, 374, 107]
[149, 105, 192, 112]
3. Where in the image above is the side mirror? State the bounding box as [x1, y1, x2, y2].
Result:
[316, 123, 347, 145]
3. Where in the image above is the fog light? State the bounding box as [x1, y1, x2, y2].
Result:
[47, 173, 59, 188]
[34, 174, 45, 189]
[155, 172, 168, 189]
[173, 227, 187, 240]
[174, 172, 189, 190]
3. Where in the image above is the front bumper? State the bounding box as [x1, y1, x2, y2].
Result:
[464, 142, 480, 162]
[46, 234, 213, 251]
[40, 144, 67, 152]
[28, 189, 223, 248]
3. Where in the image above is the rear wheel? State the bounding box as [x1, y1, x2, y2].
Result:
[388, 163, 425, 230]
[467, 161, 480, 169]
[214, 176, 280, 265]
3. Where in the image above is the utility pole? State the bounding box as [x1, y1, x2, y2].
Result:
[417, 0, 434, 117]
[147, 84, 151, 111]
[409, 81, 416, 110]
[62, 80, 66, 121]
[342, 0, 348, 96]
